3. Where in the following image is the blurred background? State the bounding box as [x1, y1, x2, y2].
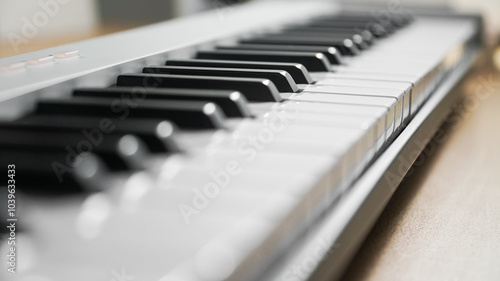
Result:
[0, 0, 247, 58]
[1, 0, 500, 57]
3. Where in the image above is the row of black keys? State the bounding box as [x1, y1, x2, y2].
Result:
[0, 13, 412, 191]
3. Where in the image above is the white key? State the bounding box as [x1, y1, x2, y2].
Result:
[311, 71, 425, 115]
[249, 101, 388, 143]
[304, 84, 406, 128]
[159, 167, 318, 197]
[315, 77, 412, 92]
[289, 91, 397, 138]
[314, 78, 412, 122]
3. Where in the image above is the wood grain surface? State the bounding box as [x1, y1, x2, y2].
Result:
[341, 51, 500, 281]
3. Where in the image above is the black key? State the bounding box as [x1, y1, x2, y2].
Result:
[307, 21, 388, 38]
[116, 73, 281, 102]
[0, 149, 106, 193]
[165, 59, 313, 84]
[143, 66, 299, 92]
[196, 50, 331, 72]
[313, 16, 396, 29]
[283, 26, 374, 45]
[218, 44, 344, 65]
[0, 129, 148, 171]
[347, 33, 369, 50]
[320, 14, 409, 29]
[240, 36, 360, 56]
[75, 87, 252, 118]
[306, 18, 389, 33]
[389, 13, 413, 27]
[36, 97, 227, 130]
[5, 115, 181, 153]
[275, 31, 369, 50]
[321, 14, 381, 20]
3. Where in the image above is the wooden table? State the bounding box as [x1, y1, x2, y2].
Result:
[341, 50, 500, 281]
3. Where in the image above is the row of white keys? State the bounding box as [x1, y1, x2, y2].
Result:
[307, 18, 472, 119]
[15, 161, 328, 281]
[225, 121, 370, 174]
[140, 95, 393, 280]
[287, 91, 397, 144]
[177, 123, 364, 190]
[303, 85, 407, 128]
[311, 70, 425, 116]
[249, 101, 388, 153]
[330, 65, 438, 112]
[311, 78, 412, 124]
[12, 116, 346, 280]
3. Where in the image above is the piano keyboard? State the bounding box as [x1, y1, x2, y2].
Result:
[0, 1, 481, 281]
